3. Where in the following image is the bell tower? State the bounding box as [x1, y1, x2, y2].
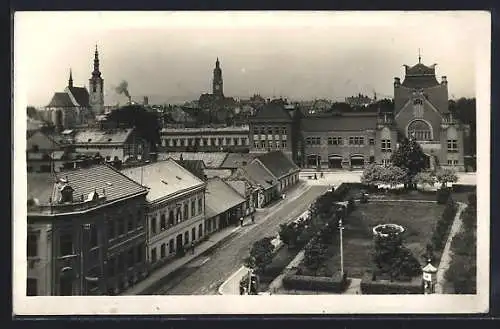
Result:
[212, 57, 224, 98]
[89, 45, 104, 115]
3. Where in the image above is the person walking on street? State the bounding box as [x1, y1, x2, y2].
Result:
[251, 214, 255, 224]
[240, 216, 244, 227]
[191, 241, 195, 254]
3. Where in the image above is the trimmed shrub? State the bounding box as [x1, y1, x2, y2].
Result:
[282, 270, 349, 293]
[360, 272, 423, 294]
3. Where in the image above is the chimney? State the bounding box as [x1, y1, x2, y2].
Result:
[394, 77, 401, 88]
[143, 96, 149, 106]
[441, 76, 447, 85]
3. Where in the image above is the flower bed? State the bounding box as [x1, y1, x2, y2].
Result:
[360, 272, 423, 294]
[282, 269, 349, 293]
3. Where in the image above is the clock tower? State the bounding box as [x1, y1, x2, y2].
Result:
[212, 57, 224, 98]
[89, 45, 104, 115]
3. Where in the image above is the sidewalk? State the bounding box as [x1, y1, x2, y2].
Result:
[121, 225, 242, 295]
[435, 202, 467, 294]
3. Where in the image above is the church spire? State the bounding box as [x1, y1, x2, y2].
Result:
[93, 44, 101, 77]
[418, 48, 422, 64]
[68, 68, 73, 88]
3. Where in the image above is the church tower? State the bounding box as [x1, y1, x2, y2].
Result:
[89, 45, 104, 115]
[212, 57, 224, 98]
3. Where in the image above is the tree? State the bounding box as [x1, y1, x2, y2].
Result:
[304, 239, 328, 276]
[361, 164, 408, 188]
[27, 106, 38, 119]
[246, 237, 275, 274]
[390, 137, 427, 188]
[279, 223, 302, 249]
[435, 168, 458, 188]
[107, 104, 161, 151]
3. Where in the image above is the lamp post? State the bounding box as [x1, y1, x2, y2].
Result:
[338, 218, 344, 278]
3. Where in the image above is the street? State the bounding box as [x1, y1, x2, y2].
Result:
[153, 185, 328, 295]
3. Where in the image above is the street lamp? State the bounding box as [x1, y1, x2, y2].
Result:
[338, 218, 344, 278]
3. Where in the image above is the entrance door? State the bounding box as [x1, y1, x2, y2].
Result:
[175, 234, 183, 253]
[350, 155, 365, 169]
[328, 155, 343, 169]
[423, 153, 431, 170]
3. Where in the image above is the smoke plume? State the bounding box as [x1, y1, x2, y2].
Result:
[115, 80, 131, 101]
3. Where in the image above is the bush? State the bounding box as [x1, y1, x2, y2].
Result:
[282, 270, 349, 293]
[360, 193, 369, 203]
[436, 188, 451, 204]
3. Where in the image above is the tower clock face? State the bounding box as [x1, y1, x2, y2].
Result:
[215, 85, 220, 90]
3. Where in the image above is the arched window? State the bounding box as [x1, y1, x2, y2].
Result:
[183, 204, 189, 220]
[168, 211, 174, 226]
[160, 214, 166, 230]
[407, 120, 432, 141]
[160, 243, 166, 258]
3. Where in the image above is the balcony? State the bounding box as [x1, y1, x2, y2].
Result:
[28, 196, 108, 215]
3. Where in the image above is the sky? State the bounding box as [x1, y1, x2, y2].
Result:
[15, 11, 489, 107]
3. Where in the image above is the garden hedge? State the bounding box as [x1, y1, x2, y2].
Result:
[282, 269, 349, 293]
[360, 272, 423, 294]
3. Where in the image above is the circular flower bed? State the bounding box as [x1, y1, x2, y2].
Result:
[372, 223, 405, 238]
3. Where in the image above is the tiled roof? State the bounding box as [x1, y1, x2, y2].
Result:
[205, 177, 245, 218]
[204, 169, 232, 179]
[158, 152, 228, 168]
[220, 153, 256, 169]
[225, 180, 247, 197]
[253, 102, 292, 121]
[240, 161, 276, 190]
[47, 92, 74, 107]
[68, 86, 90, 107]
[300, 114, 378, 132]
[255, 151, 299, 179]
[120, 159, 205, 202]
[27, 164, 148, 206]
[74, 128, 134, 145]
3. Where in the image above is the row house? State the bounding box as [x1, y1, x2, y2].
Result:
[230, 151, 300, 208]
[160, 126, 250, 153]
[120, 159, 206, 269]
[27, 165, 149, 296]
[204, 177, 246, 232]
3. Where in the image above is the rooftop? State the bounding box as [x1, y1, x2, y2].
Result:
[74, 128, 134, 145]
[120, 159, 205, 202]
[220, 153, 256, 169]
[158, 152, 228, 168]
[240, 160, 276, 190]
[161, 125, 249, 134]
[205, 177, 246, 218]
[301, 114, 378, 131]
[255, 151, 299, 179]
[27, 164, 148, 214]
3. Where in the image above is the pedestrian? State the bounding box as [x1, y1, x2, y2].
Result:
[251, 214, 255, 224]
[320, 172, 324, 178]
[191, 241, 195, 255]
[240, 216, 244, 227]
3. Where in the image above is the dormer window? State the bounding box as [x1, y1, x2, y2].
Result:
[60, 185, 74, 203]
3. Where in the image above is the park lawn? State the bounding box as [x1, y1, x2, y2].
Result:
[323, 201, 446, 278]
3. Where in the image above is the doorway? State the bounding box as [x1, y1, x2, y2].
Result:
[328, 155, 343, 169]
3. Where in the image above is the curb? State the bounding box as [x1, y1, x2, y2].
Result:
[131, 228, 242, 295]
[217, 266, 247, 295]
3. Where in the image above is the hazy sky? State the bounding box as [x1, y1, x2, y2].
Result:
[15, 11, 489, 106]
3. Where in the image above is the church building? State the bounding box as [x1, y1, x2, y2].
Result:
[41, 46, 105, 131]
[198, 58, 236, 111]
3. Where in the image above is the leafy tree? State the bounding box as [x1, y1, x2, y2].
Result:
[390, 137, 427, 188]
[27, 106, 38, 119]
[107, 104, 161, 151]
[435, 168, 458, 188]
[304, 239, 328, 276]
[246, 237, 275, 274]
[361, 164, 408, 188]
[279, 223, 303, 249]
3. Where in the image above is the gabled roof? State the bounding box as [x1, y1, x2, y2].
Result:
[402, 62, 439, 88]
[301, 114, 378, 132]
[204, 177, 246, 218]
[27, 164, 148, 207]
[67, 86, 90, 107]
[120, 159, 205, 202]
[47, 92, 74, 107]
[255, 151, 299, 180]
[220, 153, 256, 169]
[176, 159, 206, 181]
[74, 128, 134, 145]
[252, 102, 292, 121]
[240, 160, 276, 190]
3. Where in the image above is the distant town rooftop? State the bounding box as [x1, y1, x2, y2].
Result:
[160, 125, 249, 134]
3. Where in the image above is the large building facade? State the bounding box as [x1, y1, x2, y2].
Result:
[27, 165, 149, 296]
